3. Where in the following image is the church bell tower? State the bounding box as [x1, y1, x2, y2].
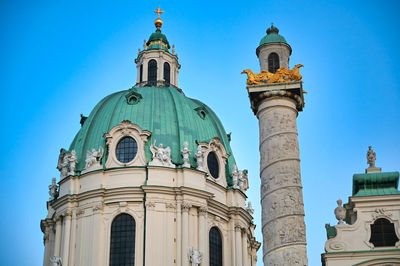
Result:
[244, 25, 308, 265]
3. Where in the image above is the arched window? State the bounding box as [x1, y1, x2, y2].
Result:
[148, 59, 157, 85]
[209, 227, 222, 266]
[268, 52, 280, 73]
[369, 218, 399, 247]
[110, 213, 136, 266]
[163, 62, 170, 85]
[139, 64, 143, 83]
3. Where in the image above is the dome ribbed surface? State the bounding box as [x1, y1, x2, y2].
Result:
[69, 86, 236, 184]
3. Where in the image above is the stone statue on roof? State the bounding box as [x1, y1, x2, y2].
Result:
[181, 141, 191, 168]
[85, 147, 104, 169]
[194, 144, 205, 171]
[367, 146, 376, 168]
[150, 140, 175, 168]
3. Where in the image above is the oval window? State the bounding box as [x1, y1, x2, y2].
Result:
[207, 152, 219, 178]
[116, 137, 138, 163]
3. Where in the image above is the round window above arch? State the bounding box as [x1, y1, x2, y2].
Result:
[207, 152, 219, 179]
[116, 136, 138, 163]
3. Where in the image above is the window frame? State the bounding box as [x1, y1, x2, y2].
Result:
[109, 213, 136, 266]
[268, 52, 280, 73]
[209, 226, 223, 266]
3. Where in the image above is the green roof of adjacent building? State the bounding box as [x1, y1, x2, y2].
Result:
[258, 24, 289, 47]
[68, 86, 236, 185]
[352, 171, 400, 197]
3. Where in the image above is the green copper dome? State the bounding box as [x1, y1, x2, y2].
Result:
[259, 25, 289, 46]
[69, 86, 236, 184]
[146, 29, 170, 51]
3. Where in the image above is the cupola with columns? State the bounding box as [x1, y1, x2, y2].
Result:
[135, 7, 181, 88]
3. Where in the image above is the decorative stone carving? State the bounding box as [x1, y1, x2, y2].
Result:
[50, 256, 62, 266]
[181, 141, 191, 168]
[199, 206, 208, 216]
[166, 202, 176, 209]
[57, 149, 78, 178]
[367, 146, 376, 168]
[149, 140, 175, 168]
[92, 203, 104, 213]
[181, 202, 191, 212]
[246, 201, 254, 215]
[194, 144, 205, 171]
[76, 208, 85, 217]
[48, 177, 58, 201]
[372, 208, 392, 219]
[188, 247, 203, 266]
[231, 164, 240, 188]
[145, 201, 156, 209]
[334, 199, 346, 224]
[264, 216, 306, 252]
[262, 187, 304, 223]
[85, 147, 104, 169]
[262, 163, 301, 195]
[238, 169, 249, 192]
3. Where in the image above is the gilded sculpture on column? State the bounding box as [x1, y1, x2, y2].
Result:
[241, 64, 304, 85]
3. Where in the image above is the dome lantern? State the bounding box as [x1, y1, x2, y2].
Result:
[256, 24, 292, 73]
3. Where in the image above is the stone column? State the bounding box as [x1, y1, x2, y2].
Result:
[247, 82, 308, 265]
[181, 202, 191, 266]
[61, 210, 72, 265]
[229, 219, 236, 266]
[68, 210, 77, 266]
[176, 201, 182, 266]
[198, 206, 208, 265]
[242, 229, 249, 266]
[235, 225, 242, 266]
[53, 216, 62, 265]
[42, 219, 55, 266]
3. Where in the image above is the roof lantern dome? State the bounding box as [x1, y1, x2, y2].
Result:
[258, 24, 290, 47]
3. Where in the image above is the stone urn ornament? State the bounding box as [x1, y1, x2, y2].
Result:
[334, 199, 346, 224]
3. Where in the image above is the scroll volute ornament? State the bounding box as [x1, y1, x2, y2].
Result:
[241, 64, 303, 85]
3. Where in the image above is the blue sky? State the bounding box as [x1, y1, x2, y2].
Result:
[1, 1, 400, 265]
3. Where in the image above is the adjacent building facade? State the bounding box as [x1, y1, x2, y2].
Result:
[322, 147, 400, 266]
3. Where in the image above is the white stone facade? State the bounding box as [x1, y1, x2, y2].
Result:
[322, 194, 400, 266]
[41, 122, 260, 266]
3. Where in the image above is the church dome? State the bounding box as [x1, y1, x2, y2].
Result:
[69, 86, 236, 183]
[259, 24, 289, 47]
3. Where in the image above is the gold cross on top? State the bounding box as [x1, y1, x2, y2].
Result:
[154, 6, 164, 18]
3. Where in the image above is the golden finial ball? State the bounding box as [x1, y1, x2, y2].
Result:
[155, 18, 163, 29]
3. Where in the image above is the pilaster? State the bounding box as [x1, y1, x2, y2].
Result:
[181, 202, 191, 266]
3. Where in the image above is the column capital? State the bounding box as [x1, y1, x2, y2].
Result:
[246, 81, 304, 115]
[235, 224, 242, 232]
[198, 206, 208, 216]
[62, 209, 73, 218]
[181, 202, 192, 212]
